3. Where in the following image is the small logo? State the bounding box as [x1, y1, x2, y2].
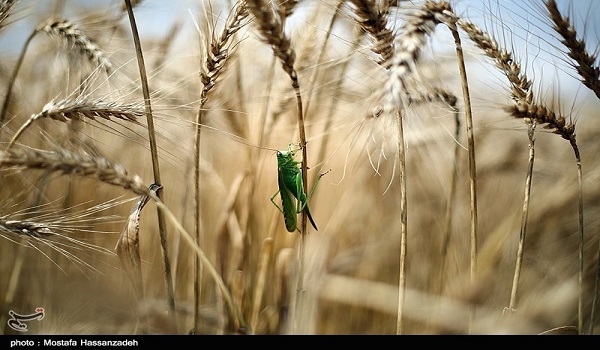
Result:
[7, 307, 45, 332]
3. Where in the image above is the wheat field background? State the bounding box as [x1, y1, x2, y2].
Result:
[0, 0, 599, 335]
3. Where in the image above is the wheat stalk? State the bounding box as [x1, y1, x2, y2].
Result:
[509, 99, 583, 333]
[192, 0, 249, 334]
[375, 0, 458, 334]
[123, 0, 176, 329]
[247, 0, 312, 334]
[460, 17, 585, 333]
[460, 16, 539, 320]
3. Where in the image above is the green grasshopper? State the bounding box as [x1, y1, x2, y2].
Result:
[270, 144, 327, 233]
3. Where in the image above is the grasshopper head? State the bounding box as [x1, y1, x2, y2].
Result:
[276, 149, 294, 164]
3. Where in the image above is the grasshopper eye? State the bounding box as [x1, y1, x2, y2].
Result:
[276, 151, 283, 157]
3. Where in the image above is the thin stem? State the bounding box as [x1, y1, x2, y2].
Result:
[151, 198, 247, 331]
[449, 24, 478, 334]
[438, 106, 460, 293]
[193, 101, 205, 335]
[7, 118, 34, 150]
[573, 144, 584, 334]
[123, 0, 176, 329]
[395, 107, 407, 335]
[293, 77, 308, 334]
[0, 30, 37, 138]
[506, 122, 536, 313]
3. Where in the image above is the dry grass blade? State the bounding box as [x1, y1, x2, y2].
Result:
[250, 237, 274, 333]
[538, 326, 579, 335]
[116, 184, 162, 301]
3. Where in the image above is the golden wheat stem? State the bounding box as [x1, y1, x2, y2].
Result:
[544, 0, 599, 333]
[576, 152, 584, 334]
[591, 237, 600, 334]
[0, 30, 36, 138]
[153, 199, 248, 331]
[507, 122, 536, 314]
[436, 98, 460, 295]
[247, 0, 309, 333]
[446, 19, 479, 334]
[509, 100, 583, 333]
[192, 2, 249, 332]
[123, 0, 175, 329]
[394, 106, 408, 335]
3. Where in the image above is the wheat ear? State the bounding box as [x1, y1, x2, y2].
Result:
[545, 0, 600, 100]
[7, 98, 144, 150]
[37, 18, 112, 73]
[348, 0, 394, 63]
